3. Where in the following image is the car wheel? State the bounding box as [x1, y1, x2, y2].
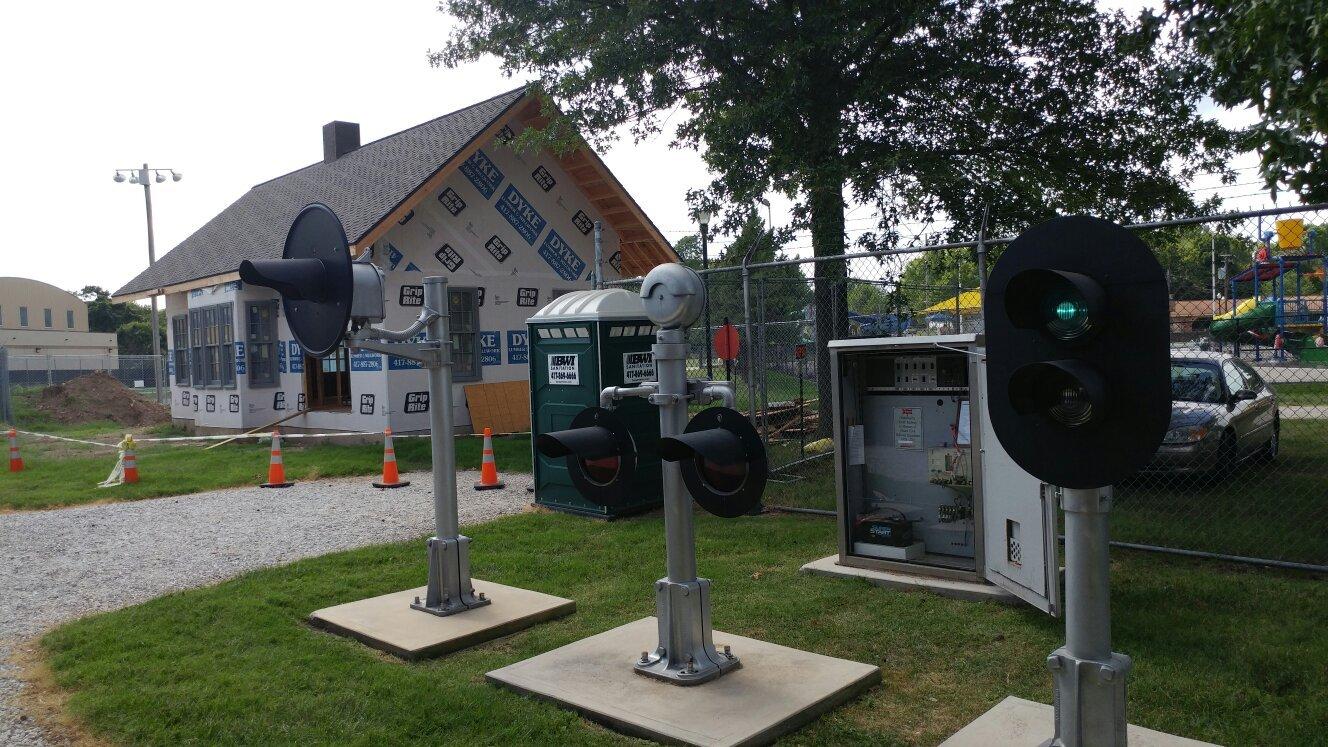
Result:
[1259, 418, 1279, 462]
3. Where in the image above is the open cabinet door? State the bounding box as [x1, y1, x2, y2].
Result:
[975, 368, 1061, 616]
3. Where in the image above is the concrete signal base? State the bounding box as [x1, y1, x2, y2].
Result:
[801, 555, 1019, 605]
[941, 697, 1218, 747]
[309, 579, 575, 661]
[486, 616, 881, 747]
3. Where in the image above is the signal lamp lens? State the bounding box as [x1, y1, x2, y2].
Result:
[695, 456, 747, 494]
[1049, 384, 1094, 427]
[1042, 292, 1093, 341]
[581, 455, 621, 486]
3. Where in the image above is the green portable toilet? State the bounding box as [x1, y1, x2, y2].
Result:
[528, 289, 662, 518]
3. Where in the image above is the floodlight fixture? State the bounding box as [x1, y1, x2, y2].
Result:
[113, 172, 126, 183]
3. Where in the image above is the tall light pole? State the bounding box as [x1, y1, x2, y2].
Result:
[697, 209, 713, 379]
[114, 165, 182, 404]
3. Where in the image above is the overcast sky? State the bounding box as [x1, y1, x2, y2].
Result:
[1, 0, 1268, 299]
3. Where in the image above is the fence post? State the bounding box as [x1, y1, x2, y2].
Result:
[976, 202, 991, 304]
[45, 355, 53, 386]
[742, 258, 758, 426]
[0, 347, 11, 424]
[758, 276, 769, 437]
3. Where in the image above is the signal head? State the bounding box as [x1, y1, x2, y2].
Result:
[659, 406, 767, 518]
[535, 407, 638, 507]
[640, 263, 706, 329]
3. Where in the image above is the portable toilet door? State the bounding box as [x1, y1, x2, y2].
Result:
[528, 289, 663, 518]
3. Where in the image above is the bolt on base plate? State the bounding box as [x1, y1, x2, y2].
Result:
[633, 577, 740, 686]
[411, 534, 492, 617]
[1042, 648, 1132, 747]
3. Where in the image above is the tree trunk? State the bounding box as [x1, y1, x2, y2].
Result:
[810, 179, 847, 436]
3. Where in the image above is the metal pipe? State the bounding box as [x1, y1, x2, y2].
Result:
[698, 382, 736, 408]
[362, 305, 438, 342]
[1062, 487, 1111, 661]
[599, 384, 654, 409]
[976, 202, 990, 302]
[141, 164, 164, 405]
[741, 258, 757, 424]
[655, 327, 697, 583]
[423, 276, 457, 540]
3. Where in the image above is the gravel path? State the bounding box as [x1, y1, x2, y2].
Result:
[0, 470, 532, 746]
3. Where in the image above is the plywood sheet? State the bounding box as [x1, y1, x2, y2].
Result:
[464, 379, 531, 435]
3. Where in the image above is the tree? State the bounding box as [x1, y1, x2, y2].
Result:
[1169, 0, 1328, 202]
[77, 285, 164, 355]
[436, 0, 1232, 427]
[897, 251, 982, 317]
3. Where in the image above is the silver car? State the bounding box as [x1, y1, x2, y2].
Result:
[1147, 352, 1279, 475]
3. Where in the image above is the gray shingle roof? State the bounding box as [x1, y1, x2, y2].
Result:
[114, 87, 527, 298]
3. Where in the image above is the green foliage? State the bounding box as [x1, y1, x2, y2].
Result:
[896, 251, 983, 316]
[436, 0, 1231, 242]
[78, 285, 165, 355]
[1169, 0, 1328, 201]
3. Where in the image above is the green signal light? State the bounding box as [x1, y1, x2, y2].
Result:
[1055, 299, 1085, 321]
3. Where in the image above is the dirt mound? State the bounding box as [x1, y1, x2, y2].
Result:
[34, 371, 171, 426]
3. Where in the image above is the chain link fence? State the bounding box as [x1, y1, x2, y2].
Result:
[0, 352, 167, 408]
[617, 202, 1328, 571]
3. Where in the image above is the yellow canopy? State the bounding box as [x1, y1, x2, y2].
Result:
[922, 289, 983, 315]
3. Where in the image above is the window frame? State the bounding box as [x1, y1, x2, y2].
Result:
[246, 300, 280, 388]
[66, 309, 75, 329]
[448, 287, 481, 382]
[171, 314, 191, 387]
[43, 308, 52, 328]
[189, 303, 236, 389]
[19, 306, 28, 327]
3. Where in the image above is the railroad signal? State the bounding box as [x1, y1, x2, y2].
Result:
[659, 406, 766, 518]
[536, 407, 639, 508]
[984, 215, 1170, 489]
[238, 203, 386, 357]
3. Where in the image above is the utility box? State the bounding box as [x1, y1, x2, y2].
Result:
[528, 289, 662, 517]
[825, 334, 1060, 615]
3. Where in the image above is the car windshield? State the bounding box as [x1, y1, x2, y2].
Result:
[1171, 362, 1224, 403]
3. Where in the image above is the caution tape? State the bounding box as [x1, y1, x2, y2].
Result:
[14, 428, 531, 446]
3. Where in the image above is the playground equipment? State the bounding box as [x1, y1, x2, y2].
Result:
[1210, 225, 1326, 361]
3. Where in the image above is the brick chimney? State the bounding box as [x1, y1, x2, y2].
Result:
[322, 121, 361, 163]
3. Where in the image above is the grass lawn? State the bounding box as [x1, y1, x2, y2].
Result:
[36, 499, 1328, 746]
[1271, 380, 1328, 406]
[3, 383, 532, 511]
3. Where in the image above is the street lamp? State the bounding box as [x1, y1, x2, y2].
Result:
[697, 208, 713, 378]
[113, 164, 183, 405]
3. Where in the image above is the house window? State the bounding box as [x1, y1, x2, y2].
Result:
[189, 303, 235, 388]
[172, 315, 191, 386]
[19, 306, 28, 326]
[43, 308, 52, 327]
[449, 288, 480, 382]
[246, 301, 279, 387]
[66, 309, 75, 329]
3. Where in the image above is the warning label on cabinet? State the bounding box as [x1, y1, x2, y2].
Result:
[547, 353, 579, 386]
[622, 351, 655, 384]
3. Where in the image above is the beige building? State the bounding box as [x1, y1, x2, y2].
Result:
[0, 277, 118, 355]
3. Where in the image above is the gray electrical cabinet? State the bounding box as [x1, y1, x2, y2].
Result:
[829, 334, 1060, 615]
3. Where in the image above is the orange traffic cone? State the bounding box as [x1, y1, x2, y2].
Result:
[122, 435, 139, 484]
[373, 427, 410, 489]
[7, 428, 22, 472]
[474, 427, 505, 490]
[261, 429, 294, 488]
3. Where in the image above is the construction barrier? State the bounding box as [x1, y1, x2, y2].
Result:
[97, 435, 139, 488]
[474, 427, 505, 490]
[8, 428, 23, 472]
[261, 430, 294, 489]
[372, 427, 410, 489]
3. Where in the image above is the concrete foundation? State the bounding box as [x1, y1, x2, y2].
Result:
[486, 616, 881, 747]
[309, 579, 575, 660]
[941, 696, 1218, 747]
[800, 554, 1019, 605]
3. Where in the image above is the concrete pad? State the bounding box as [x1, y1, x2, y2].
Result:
[941, 696, 1218, 747]
[800, 554, 1018, 605]
[486, 616, 881, 747]
[309, 579, 575, 661]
